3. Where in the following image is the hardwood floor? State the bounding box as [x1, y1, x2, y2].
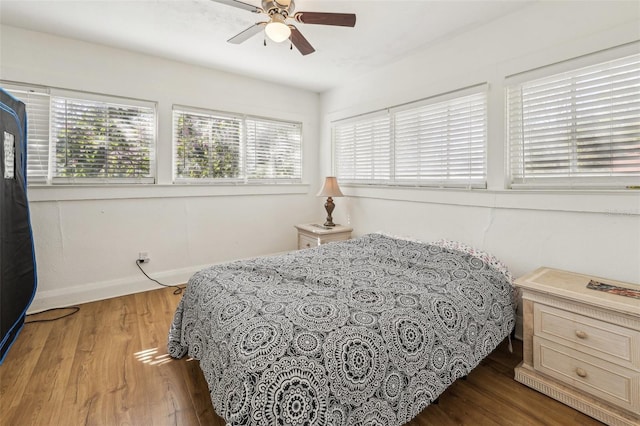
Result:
[1, 287, 604, 426]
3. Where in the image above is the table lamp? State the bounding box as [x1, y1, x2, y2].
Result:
[317, 176, 344, 227]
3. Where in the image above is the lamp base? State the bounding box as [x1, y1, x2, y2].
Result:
[324, 197, 336, 227]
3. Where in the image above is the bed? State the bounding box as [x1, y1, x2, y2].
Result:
[168, 233, 516, 425]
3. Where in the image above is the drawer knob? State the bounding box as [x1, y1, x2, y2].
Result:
[306, 243, 311, 247]
[575, 368, 587, 378]
[575, 330, 587, 339]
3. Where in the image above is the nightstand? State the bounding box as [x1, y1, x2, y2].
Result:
[514, 267, 639, 426]
[294, 223, 352, 250]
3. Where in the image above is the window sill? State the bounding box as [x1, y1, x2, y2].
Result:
[27, 183, 310, 202]
[342, 184, 640, 215]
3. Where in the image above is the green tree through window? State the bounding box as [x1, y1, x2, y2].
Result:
[52, 97, 155, 180]
[173, 107, 301, 183]
[174, 111, 241, 179]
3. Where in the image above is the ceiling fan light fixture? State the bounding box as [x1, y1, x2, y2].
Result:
[265, 14, 291, 43]
[220, 0, 355, 55]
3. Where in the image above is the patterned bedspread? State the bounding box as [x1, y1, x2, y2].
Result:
[168, 233, 515, 426]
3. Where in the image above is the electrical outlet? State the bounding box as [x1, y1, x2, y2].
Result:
[138, 251, 150, 263]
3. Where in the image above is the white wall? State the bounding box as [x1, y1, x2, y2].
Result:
[320, 1, 640, 289]
[0, 25, 323, 312]
[2, 1, 639, 316]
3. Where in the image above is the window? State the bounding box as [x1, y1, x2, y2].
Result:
[394, 92, 486, 186]
[173, 109, 242, 180]
[2, 84, 50, 184]
[507, 53, 640, 189]
[3, 83, 157, 184]
[173, 106, 302, 183]
[333, 87, 487, 188]
[334, 112, 391, 183]
[51, 94, 156, 183]
[245, 117, 302, 180]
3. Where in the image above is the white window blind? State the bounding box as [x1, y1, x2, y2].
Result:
[334, 113, 391, 183]
[333, 87, 487, 188]
[51, 95, 156, 183]
[246, 117, 301, 181]
[394, 92, 486, 187]
[173, 106, 302, 183]
[508, 53, 640, 188]
[3, 85, 51, 184]
[173, 108, 242, 181]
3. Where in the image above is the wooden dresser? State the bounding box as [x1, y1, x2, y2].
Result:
[515, 267, 640, 426]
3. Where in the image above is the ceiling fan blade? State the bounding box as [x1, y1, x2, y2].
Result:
[210, 0, 262, 13]
[227, 22, 266, 44]
[289, 26, 315, 55]
[294, 12, 356, 27]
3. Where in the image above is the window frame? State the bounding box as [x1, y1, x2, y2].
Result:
[172, 105, 244, 184]
[506, 45, 640, 190]
[2, 82, 52, 185]
[332, 84, 488, 189]
[332, 110, 392, 184]
[2, 82, 158, 185]
[172, 105, 303, 185]
[50, 89, 157, 185]
[244, 115, 303, 183]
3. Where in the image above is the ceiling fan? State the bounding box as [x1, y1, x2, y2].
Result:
[212, 0, 356, 55]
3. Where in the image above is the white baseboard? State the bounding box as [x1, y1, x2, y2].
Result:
[27, 250, 295, 314]
[27, 263, 213, 314]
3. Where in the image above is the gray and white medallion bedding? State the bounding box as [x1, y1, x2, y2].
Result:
[168, 233, 516, 426]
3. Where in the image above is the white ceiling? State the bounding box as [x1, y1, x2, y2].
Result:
[0, 0, 534, 92]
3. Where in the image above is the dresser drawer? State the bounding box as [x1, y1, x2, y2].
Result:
[296, 225, 352, 250]
[298, 234, 318, 250]
[534, 337, 639, 414]
[534, 304, 639, 369]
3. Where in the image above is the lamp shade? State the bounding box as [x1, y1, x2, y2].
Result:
[317, 176, 344, 197]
